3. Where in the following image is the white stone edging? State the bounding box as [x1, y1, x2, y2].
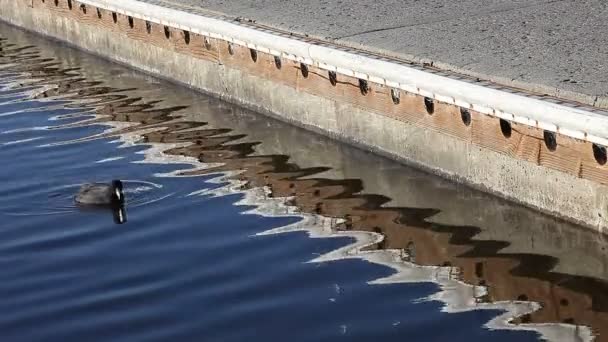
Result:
[80, 0, 608, 147]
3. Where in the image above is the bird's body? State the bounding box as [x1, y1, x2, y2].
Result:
[75, 180, 124, 207]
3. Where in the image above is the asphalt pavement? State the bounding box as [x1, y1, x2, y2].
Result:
[149, 0, 608, 107]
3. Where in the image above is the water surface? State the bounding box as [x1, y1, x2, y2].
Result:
[0, 23, 606, 342]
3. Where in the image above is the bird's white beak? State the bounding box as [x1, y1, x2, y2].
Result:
[115, 187, 123, 202]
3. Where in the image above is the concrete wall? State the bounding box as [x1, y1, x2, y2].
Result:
[2, 0, 607, 230]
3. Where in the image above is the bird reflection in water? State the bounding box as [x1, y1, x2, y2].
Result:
[112, 205, 127, 225]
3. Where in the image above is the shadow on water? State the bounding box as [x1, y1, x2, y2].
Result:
[1, 26, 608, 341]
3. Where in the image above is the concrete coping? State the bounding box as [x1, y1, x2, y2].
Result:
[82, 0, 608, 146]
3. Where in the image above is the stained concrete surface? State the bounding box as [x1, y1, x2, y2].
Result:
[152, 0, 608, 107]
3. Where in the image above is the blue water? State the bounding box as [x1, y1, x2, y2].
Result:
[0, 25, 583, 342]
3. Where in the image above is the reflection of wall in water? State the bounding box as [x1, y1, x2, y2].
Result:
[204, 106, 608, 280]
